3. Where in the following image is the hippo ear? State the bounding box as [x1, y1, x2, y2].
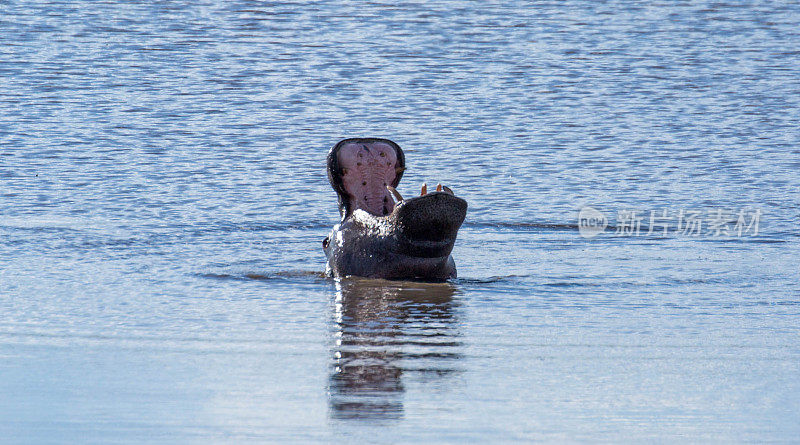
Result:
[327, 138, 406, 220]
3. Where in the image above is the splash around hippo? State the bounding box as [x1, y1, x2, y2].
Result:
[323, 138, 467, 281]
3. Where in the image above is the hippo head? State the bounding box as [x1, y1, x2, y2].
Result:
[323, 138, 468, 281]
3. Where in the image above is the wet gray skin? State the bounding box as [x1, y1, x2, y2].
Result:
[323, 138, 467, 281]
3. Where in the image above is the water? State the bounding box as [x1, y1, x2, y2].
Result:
[1, 0, 799, 442]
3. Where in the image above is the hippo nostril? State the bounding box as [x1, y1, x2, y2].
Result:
[362, 181, 366, 186]
[322, 237, 329, 249]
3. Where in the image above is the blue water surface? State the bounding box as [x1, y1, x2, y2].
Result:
[1, 1, 799, 443]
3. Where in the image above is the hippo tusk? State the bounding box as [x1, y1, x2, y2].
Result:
[386, 185, 404, 202]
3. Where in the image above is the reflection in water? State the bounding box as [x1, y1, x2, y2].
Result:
[328, 278, 463, 421]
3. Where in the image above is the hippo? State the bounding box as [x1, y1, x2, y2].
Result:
[323, 138, 467, 281]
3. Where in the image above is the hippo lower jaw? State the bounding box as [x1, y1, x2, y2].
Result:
[389, 192, 466, 258]
[324, 192, 468, 281]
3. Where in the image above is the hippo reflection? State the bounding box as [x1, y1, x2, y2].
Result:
[328, 278, 462, 420]
[323, 138, 468, 281]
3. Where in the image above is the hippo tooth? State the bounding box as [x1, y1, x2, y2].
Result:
[421, 183, 427, 196]
[442, 185, 454, 195]
[386, 185, 404, 202]
[436, 183, 442, 192]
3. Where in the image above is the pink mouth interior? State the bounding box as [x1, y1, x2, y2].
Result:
[338, 141, 399, 216]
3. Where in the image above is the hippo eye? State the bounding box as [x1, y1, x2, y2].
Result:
[322, 237, 329, 249]
[379, 152, 386, 157]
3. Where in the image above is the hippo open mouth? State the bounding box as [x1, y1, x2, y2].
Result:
[327, 138, 406, 219]
[323, 138, 467, 281]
